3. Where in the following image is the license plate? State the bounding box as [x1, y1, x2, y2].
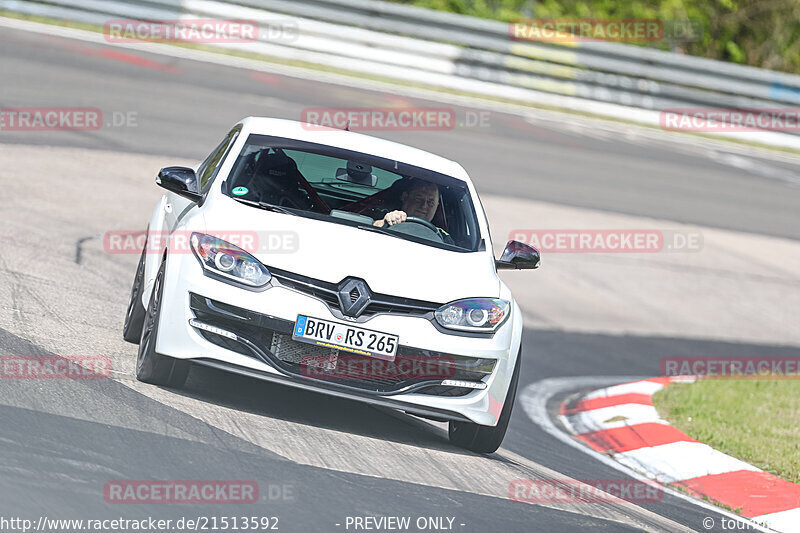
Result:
[292, 315, 398, 360]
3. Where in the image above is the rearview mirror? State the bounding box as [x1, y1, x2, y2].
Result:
[336, 161, 377, 187]
[156, 166, 202, 202]
[496, 240, 540, 270]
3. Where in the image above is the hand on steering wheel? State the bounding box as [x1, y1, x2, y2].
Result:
[381, 210, 407, 226]
[380, 211, 439, 235]
[403, 216, 439, 234]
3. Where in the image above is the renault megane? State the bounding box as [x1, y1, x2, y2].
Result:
[122, 117, 539, 453]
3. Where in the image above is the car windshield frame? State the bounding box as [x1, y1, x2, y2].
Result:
[221, 133, 484, 253]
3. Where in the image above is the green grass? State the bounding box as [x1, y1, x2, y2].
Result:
[384, 0, 800, 75]
[653, 380, 800, 484]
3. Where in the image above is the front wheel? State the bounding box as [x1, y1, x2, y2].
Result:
[448, 349, 521, 454]
[122, 246, 147, 344]
[136, 260, 189, 388]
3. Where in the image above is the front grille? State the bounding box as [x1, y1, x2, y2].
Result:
[258, 333, 486, 393]
[189, 293, 493, 396]
[268, 267, 440, 319]
[269, 333, 337, 364]
[274, 276, 340, 308]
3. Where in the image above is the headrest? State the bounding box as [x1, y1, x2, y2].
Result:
[255, 151, 297, 178]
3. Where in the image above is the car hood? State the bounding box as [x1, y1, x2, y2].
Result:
[199, 203, 499, 303]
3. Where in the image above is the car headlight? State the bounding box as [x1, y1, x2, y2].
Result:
[190, 233, 271, 288]
[435, 298, 510, 332]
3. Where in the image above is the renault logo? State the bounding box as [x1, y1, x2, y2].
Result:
[337, 278, 371, 317]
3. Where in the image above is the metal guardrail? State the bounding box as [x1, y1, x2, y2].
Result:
[4, 0, 800, 142]
[225, 0, 800, 108]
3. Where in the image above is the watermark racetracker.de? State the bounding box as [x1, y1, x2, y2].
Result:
[104, 481, 261, 504]
[1, 356, 111, 379]
[508, 229, 703, 253]
[509, 18, 702, 43]
[300, 107, 490, 131]
[103, 230, 299, 255]
[661, 357, 800, 379]
[661, 108, 800, 132]
[300, 354, 457, 380]
[0, 108, 138, 131]
[509, 479, 663, 503]
[0, 515, 282, 532]
[103, 19, 298, 43]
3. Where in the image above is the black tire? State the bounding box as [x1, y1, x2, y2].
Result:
[136, 260, 189, 387]
[123, 246, 148, 344]
[448, 349, 521, 454]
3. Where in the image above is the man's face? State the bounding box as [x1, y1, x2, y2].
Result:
[401, 183, 439, 222]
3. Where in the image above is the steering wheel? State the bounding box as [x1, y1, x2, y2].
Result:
[402, 216, 439, 233]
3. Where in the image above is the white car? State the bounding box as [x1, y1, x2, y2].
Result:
[123, 117, 539, 453]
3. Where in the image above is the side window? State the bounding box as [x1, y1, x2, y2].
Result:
[198, 127, 241, 193]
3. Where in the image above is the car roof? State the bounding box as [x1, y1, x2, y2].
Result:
[237, 117, 470, 182]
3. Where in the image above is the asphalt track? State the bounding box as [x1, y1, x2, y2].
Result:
[1, 20, 800, 533]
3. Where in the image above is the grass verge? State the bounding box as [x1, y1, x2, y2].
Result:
[653, 379, 800, 484]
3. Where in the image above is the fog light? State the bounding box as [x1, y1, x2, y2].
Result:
[189, 319, 238, 340]
[441, 379, 487, 390]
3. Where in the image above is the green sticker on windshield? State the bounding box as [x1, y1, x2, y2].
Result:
[232, 186, 249, 196]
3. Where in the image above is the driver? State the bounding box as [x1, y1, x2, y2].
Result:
[373, 179, 453, 243]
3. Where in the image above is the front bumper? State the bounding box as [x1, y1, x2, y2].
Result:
[154, 252, 523, 426]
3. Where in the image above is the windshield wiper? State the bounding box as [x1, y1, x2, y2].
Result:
[232, 198, 297, 216]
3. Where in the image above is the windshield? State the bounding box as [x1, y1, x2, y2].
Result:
[222, 134, 482, 252]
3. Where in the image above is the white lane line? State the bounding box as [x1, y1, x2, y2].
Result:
[565, 404, 662, 434]
[616, 441, 761, 483]
[519, 377, 773, 533]
[583, 379, 666, 399]
[708, 152, 800, 187]
[523, 110, 800, 167]
[567, 415, 671, 435]
[752, 508, 800, 532]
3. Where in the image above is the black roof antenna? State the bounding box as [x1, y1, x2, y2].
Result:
[344, 120, 350, 131]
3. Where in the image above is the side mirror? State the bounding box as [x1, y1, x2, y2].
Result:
[156, 166, 202, 203]
[496, 240, 540, 270]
